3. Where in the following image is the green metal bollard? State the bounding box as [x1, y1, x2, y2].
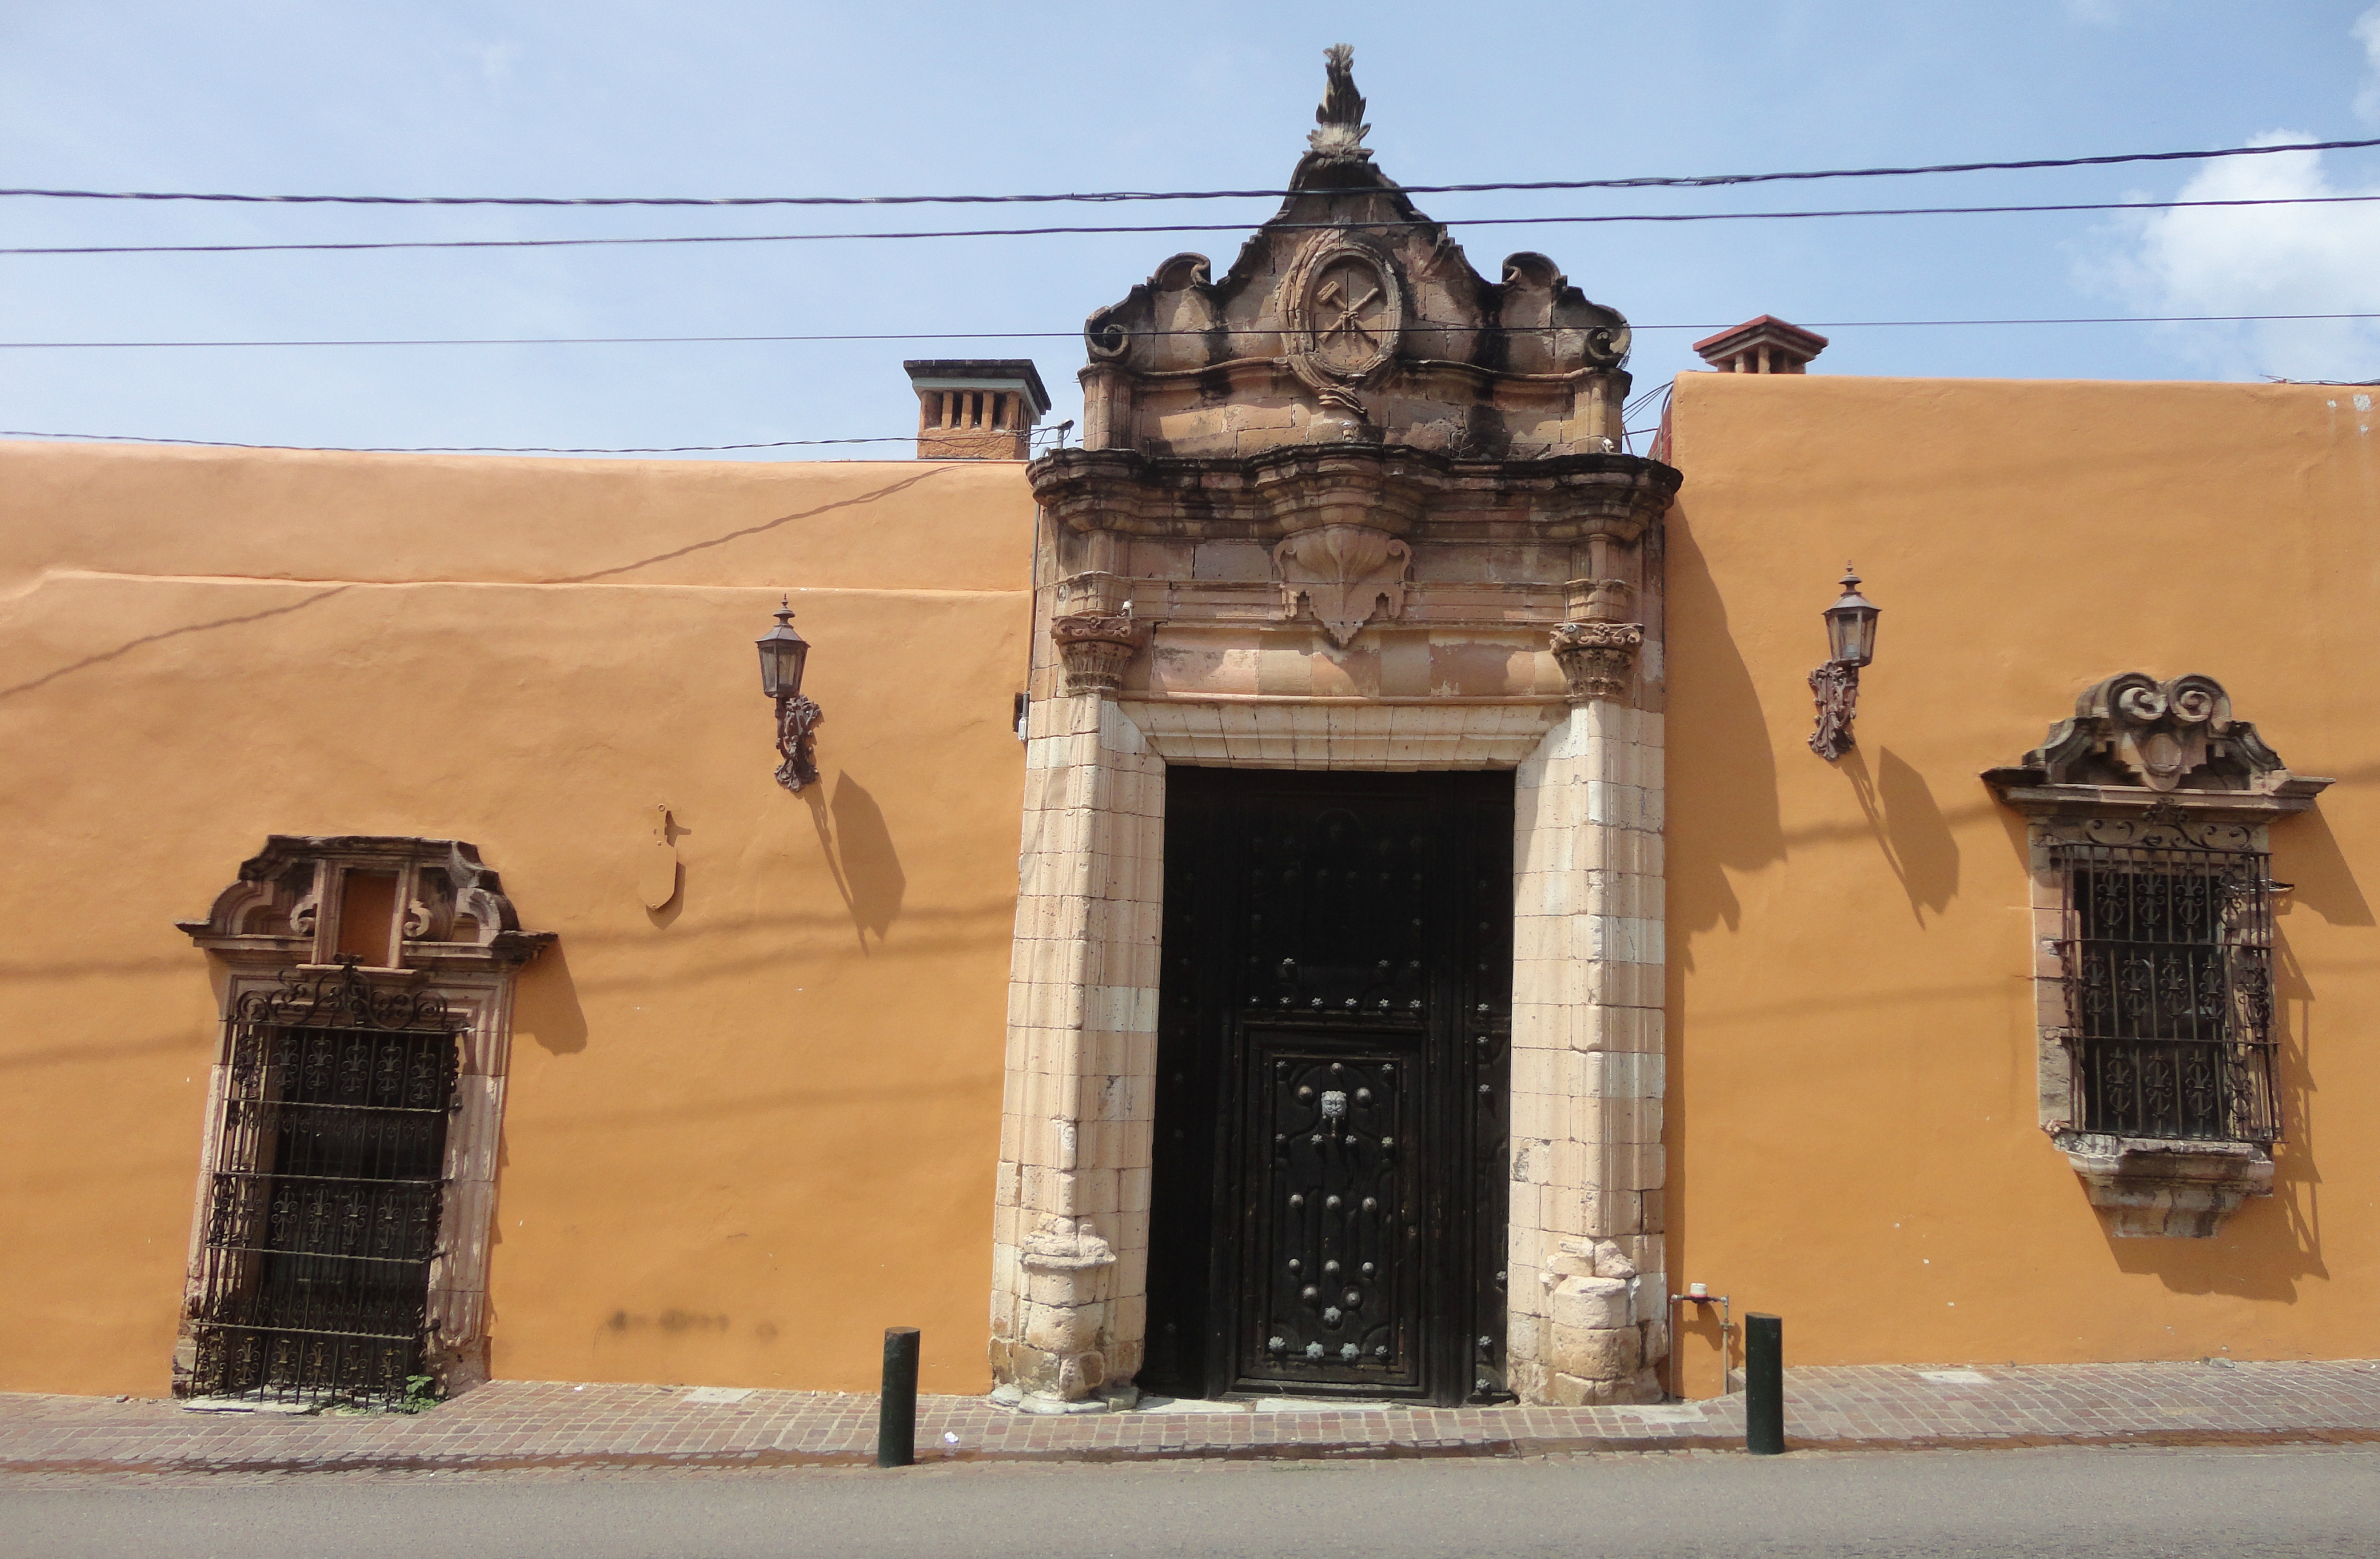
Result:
[1745, 1312, 1784, 1455]
[878, 1327, 920, 1467]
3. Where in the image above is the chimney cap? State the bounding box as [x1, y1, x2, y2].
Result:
[1692, 315, 1829, 370]
[903, 359, 1052, 417]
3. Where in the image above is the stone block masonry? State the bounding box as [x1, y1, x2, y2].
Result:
[990, 693, 1164, 1410]
[1506, 701, 1668, 1405]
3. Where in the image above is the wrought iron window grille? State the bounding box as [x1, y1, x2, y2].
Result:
[183, 959, 462, 1409]
[2049, 807, 2282, 1147]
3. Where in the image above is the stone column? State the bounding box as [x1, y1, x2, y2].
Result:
[1505, 698, 1668, 1404]
[987, 692, 1164, 1411]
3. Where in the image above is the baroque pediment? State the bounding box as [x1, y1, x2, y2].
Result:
[1073, 48, 1633, 461]
[1985, 672, 2331, 819]
[179, 835, 555, 971]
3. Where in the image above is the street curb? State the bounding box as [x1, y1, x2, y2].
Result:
[10, 1424, 2379, 1478]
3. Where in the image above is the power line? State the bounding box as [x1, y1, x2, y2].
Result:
[7, 193, 2372, 258]
[0, 428, 924, 453]
[4, 135, 2375, 209]
[2, 313, 2375, 350]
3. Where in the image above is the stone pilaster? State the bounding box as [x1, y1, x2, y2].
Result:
[1505, 701, 1667, 1405]
[988, 693, 1164, 1411]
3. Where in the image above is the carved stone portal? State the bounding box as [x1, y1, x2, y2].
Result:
[999, 45, 1679, 1412]
[1274, 524, 1412, 646]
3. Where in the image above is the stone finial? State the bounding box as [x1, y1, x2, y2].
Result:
[905, 359, 1050, 459]
[1693, 316, 1828, 375]
[1308, 44, 1370, 159]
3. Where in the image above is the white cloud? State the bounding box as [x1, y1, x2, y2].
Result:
[2356, 5, 2380, 124]
[2082, 132, 2380, 381]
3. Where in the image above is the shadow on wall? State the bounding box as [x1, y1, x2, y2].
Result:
[514, 941, 590, 1056]
[1838, 747, 1961, 926]
[1664, 508, 1785, 967]
[804, 772, 908, 950]
[2279, 800, 2374, 928]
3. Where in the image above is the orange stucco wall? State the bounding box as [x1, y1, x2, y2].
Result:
[0, 445, 1033, 1398]
[1664, 375, 2380, 1393]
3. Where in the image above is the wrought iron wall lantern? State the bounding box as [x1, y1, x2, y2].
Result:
[758, 598, 822, 792]
[1807, 565, 1879, 761]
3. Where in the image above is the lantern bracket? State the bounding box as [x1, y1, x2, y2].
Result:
[1808, 565, 1879, 761]
[775, 693, 823, 793]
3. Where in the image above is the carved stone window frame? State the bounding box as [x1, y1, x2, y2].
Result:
[1985, 675, 2329, 1238]
[173, 836, 554, 1397]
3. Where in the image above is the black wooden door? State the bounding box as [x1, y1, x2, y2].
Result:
[1144, 768, 1512, 1405]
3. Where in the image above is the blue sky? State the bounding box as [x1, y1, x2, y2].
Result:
[2, 1, 2378, 458]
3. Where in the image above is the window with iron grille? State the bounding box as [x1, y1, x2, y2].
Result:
[2052, 824, 2279, 1146]
[178, 836, 553, 1402]
[185, 961, 461, 1407]
[1986, 672, 2325, 1237]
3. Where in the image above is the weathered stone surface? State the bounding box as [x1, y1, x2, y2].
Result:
[1549, 1324, 1642, 1383]
[1550, 1276, 1631, 1333]
[2059, 1134, 2276, 1239]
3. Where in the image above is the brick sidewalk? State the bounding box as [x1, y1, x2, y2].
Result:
[5, 1360, 2377, 1478]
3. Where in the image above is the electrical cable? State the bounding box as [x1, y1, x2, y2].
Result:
[0, 428, 921, 453]
[4, 135, 2375, 209]
[2, 313, 2374, 350]
[6, 193, 2372, 258]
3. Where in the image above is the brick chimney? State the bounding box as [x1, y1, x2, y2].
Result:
[1693, 316, 1828, 375]
[905, 359, 1052, 459]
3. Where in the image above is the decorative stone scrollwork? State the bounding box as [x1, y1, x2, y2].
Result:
[1551, 622, 1644, 704]
[1052, 612, 1149, 695]
[179, 836, 555, 972]
[1274, 524, 1412, 647]
[2011, 672, 2284, 795]
[1985, 671, 2329, 819]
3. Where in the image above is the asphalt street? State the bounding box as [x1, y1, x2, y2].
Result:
[7, 1445, 2375, 1558]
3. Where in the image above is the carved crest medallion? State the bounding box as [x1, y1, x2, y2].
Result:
[1283, 235, 1402, 390]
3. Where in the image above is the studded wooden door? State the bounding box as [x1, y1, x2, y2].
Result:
[1144, 768, 1513, 1406]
